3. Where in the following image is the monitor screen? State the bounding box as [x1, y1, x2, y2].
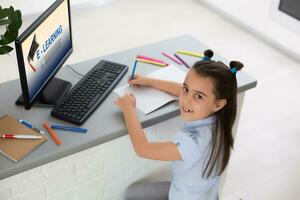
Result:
[15, 0, 72, 109]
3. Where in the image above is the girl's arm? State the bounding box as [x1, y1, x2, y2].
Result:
[115, 94, 182, 161]
[128, 75, 182, 97]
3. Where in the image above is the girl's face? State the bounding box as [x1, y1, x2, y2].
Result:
[179, 69, 227, 121]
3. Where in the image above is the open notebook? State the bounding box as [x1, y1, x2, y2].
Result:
[0, 115, 48, 162]
[114, 65, 187, 114]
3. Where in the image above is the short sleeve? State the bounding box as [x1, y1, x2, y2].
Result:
[171, 131, 205, 169]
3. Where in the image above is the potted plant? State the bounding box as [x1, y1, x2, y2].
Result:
[0, 6, 22, 55]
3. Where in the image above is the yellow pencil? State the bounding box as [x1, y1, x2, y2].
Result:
[177, 50, 204, 58]
[136, 59, 167, 67]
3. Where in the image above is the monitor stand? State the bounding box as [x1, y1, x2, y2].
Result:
[15, 77, 72, 108]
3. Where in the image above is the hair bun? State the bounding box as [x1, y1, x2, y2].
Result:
[229, 61, 244, 71]
[204, 49, 214, 59]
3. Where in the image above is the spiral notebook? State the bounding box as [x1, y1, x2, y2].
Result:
[0, 115, 48, 162]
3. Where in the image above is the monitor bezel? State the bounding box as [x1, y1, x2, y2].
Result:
[15, 0, 73, 109]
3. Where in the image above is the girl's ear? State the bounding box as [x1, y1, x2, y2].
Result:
[213, 99, 227, 112]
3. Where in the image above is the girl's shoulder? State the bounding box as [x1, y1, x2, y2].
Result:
[176, 126, 213, 145]
[180, 125, 213, 136]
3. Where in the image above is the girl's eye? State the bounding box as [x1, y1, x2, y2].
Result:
[194, 94, 202, 99]
[183, 86, 188, 93]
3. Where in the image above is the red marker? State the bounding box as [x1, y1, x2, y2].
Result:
[0, 134, 42, 139]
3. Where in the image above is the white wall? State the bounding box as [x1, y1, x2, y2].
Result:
[198, 0, 300, 62]
[0, 0, 114, 17]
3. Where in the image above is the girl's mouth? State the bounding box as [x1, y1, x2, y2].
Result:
[182, 107, 193, 113]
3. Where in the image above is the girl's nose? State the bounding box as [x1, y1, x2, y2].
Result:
[182, 93, 193, 105]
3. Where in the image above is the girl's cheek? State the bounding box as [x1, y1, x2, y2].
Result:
[179, 95, 189, 105]
[178, 93, 184, 103]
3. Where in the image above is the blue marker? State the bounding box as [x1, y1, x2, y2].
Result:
[18, 119, 46, 134]
[50, 125, 87, 133]
[130, 60, 138, 80]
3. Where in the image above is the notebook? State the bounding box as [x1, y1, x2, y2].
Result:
[114, 65, 186, 114]
[0, 115, 48, 162]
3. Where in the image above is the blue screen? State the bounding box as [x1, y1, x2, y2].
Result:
[20, 0, 71, 102]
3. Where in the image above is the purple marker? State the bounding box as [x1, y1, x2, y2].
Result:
[174, 53, 190, 68]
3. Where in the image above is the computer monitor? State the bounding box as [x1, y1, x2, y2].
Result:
[15, 0, 72, 110]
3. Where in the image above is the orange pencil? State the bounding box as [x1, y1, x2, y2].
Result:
[43, 122, 62, 145]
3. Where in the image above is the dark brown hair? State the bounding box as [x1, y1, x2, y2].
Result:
[192, 49, 244, 178]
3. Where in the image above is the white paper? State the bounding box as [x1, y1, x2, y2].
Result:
[114, 65, 187, 114]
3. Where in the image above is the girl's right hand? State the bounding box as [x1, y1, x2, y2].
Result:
[127, 74, 151, 87]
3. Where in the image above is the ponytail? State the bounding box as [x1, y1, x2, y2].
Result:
[192, 50, 244, 178]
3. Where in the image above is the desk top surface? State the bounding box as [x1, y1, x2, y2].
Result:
[0, 35, 257, 180]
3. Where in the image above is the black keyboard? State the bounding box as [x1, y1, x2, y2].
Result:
[51, 60, 128, 124]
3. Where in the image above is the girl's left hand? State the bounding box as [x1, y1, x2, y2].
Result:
[114, 93, 136, 112]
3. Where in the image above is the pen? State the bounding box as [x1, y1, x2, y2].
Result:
[43, 122, 62, 145]
[130, 60, 138, 80]
[18, 119, 46, 134]
[161, 52, 182, 65]
[177, 50, 204, 58]
[174, 53, 190, 68]
[51, 125, 87, 133]
[136, 55, 168, 65]
[0, 134, 43, 139]
[136, 59, 167, 67]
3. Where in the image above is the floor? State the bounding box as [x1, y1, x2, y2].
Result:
[1, 0, 300, 199]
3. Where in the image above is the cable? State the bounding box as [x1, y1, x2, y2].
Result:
[65, 65, 84, 77]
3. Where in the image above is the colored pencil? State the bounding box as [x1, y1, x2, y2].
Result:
[161, 52, 182, 65]
[136, 55, 168, 65]
[136, 59, 167, 67]
[130, 60, 138, 80]
[43, 122, 62, 145]
[177, 50, 204, 58]
[174, 53, 190, 68]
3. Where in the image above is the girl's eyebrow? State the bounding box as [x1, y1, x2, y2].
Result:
[183, 82, 207, 97]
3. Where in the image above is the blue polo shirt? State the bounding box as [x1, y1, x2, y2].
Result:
[169, 115, 220, 200]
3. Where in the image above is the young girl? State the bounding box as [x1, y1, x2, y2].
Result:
[114, 49, 244, 200]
